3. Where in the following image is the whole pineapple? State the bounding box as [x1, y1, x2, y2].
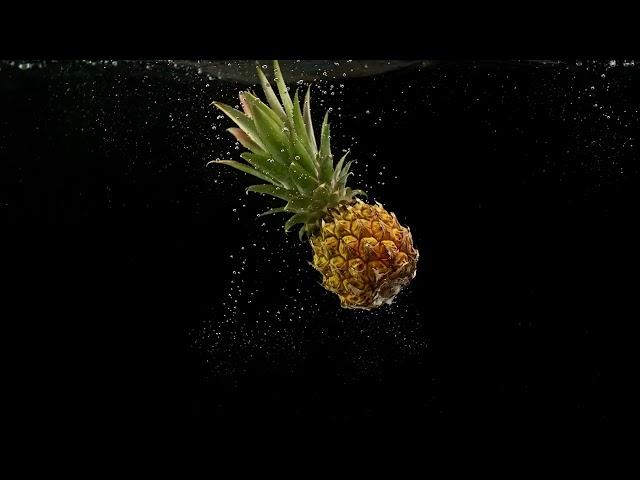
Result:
[210, 61, 418, 309]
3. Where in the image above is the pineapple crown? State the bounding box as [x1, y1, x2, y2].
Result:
[209, 60, 366, 240]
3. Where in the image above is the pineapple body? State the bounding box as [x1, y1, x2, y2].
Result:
[310, 200, 418, 309]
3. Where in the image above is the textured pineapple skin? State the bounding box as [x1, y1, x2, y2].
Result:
[309, 200, 419, 309]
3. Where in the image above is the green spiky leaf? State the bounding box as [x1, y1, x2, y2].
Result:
[258, 207, 288, 217]
[212, 102, 265, 150]
[250, 103, 291, 166]
[289, 132, 316, 177]
[284, 212, 312, 232]
[336, 159, 354, 189]
[289, 162, 318, 194]
[242, 91, 284, 128]
[273, 60, 294, 118]
[285, 197, 311, 212]
[311, 182, 331, 201]
[332, 150, 350, 184]
[319, 111, 332, 159]
[208, 160, 272, 183]
[227, 128, 265, 155]
[255, 66, 286, 121]
[240, 152, 290, 187]
[292, 90, 314, 161]
[303, 87, 318, 158]
[246, 184, 305, 202]
[348, 188, 367, 198]
[318, 112, 334, 183]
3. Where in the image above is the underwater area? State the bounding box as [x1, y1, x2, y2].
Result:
[2, 59, 638, 433]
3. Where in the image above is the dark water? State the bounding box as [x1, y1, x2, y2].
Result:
[2, 59, 637, 436]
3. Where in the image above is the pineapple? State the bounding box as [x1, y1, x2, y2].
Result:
[209, 61, 418, 309]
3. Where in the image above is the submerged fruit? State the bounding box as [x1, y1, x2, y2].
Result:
[310, 200, 418, 309]
[209, 60, 419, 309]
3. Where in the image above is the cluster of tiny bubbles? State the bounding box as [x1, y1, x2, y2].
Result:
[333, 67, 407, 197]
[191, 60, 429, 382]
[191, 218, 428, 382]
[1, 60, 48, 70]
[3, 59, 256, 219]
[416, 59, 639, 199]
[536, 59, 640, 191]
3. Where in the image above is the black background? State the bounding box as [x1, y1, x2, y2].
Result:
[2, 59, 637, 442]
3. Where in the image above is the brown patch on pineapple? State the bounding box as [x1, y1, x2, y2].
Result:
[338, 235, 359, 258]
[323, 236, 339, 257]
[347, 258, 366, 277]
[329, 255, 348, 275]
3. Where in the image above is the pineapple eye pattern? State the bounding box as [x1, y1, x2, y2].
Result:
[312, 202, 418, 309]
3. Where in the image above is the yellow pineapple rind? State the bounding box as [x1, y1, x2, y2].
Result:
[310, 199, 419, 310]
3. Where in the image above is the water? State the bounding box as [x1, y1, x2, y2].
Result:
[2, 59, 638, 427]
